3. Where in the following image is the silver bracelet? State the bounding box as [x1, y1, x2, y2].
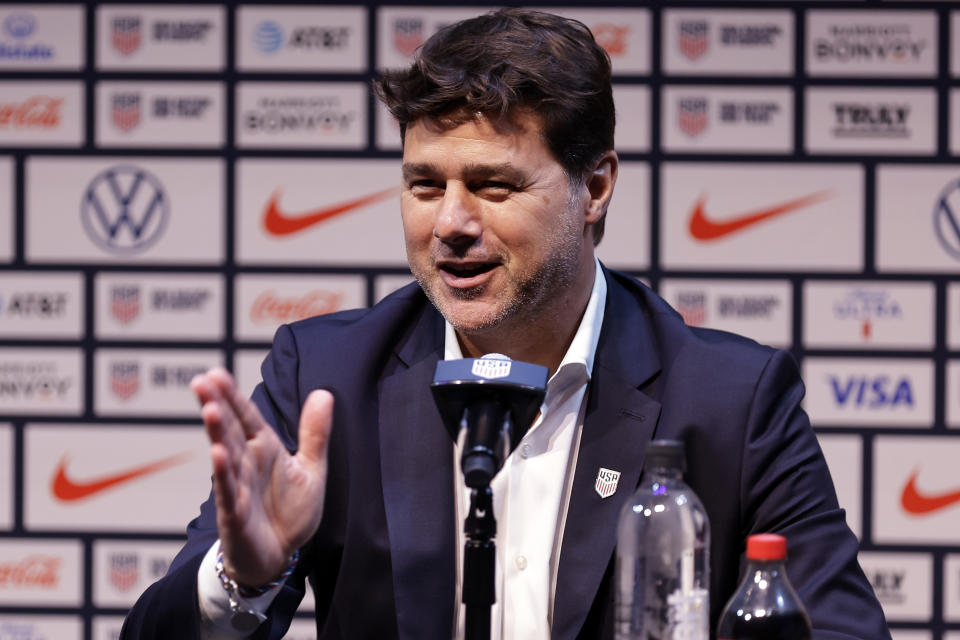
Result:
[215, 549, 300, 632]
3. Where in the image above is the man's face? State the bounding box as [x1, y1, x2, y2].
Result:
[400, 111, 595, 337]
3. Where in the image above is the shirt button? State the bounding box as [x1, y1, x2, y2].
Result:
[521, 444, 531, 458]
[515, 555, 528, 571]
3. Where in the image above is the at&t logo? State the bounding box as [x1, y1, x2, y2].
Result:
[81, 166, 169, 255]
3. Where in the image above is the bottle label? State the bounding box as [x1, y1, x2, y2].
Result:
[666, 587, 709, 640]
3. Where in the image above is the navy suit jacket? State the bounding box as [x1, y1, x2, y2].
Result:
[122, 268, 889, 640]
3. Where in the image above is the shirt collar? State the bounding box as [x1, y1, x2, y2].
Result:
[443, 255, 607, 382]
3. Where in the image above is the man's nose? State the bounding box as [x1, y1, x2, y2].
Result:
[434, 183, 481, 244]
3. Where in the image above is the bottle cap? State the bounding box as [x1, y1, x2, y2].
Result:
[746, 533, 787, 561]
[644, 439, 686, 473]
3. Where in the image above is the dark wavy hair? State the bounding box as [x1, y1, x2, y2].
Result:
[374, 8, 615, 243]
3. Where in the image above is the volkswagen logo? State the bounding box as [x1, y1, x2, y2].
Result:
[933, 178, 960, 261]
[81, 166, 170, 255]
[3, 13, 36, 38]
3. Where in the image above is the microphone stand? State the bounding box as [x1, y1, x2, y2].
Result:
[463, 486, 495, 640]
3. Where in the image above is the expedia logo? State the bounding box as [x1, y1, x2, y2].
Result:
[0, 292, 67, 318]
[472, 358, 511, 380]
[719, 101, 779, 124]
[719, 24, 781, 46]
[832, 103, 909, 139]
[244, 96, 357, 134]
[80, 165, 169, 255]
[0, 362, 72, 401]
[814, 24, 927, 64]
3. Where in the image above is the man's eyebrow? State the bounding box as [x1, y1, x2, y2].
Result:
[401, 162, 525, 183]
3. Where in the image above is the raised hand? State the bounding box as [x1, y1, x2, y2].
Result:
[190, 367, 332, 587]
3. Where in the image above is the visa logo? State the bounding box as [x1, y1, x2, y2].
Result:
[830, 376, 914, 408]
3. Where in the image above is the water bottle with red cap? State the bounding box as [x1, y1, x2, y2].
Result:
[716, 533, 812, 640]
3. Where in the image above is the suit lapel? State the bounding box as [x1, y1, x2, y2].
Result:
[552, 270, 663, 640]
[379, 307, 456, 640]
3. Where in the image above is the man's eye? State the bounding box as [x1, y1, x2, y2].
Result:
[478, 181, 516, 194]
[409, 181, 443, 195]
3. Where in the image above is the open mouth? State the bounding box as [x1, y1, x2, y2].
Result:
[441, 263, 497, 278]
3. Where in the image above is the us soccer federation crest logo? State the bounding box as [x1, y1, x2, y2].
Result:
[112, 16, 142, 56]
[471, 358, 512, 380]
[595, 467, 621, 499]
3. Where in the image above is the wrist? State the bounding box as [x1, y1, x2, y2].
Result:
[215, 548, 299, 632]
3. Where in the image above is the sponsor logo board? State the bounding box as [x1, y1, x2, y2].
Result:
[874, 436, 960, 544]
[0, 157, 9, 263]
[817, 434, 862, 539]
[95, 81, 224, 148]
[876, 165, 960, 273]
[236, 82, 366, 149]
[377, 7, 486, 70]
[26, 157, 224, 264]
[659, 279, 792, 348]
[803, 281, 935, 350]
[95, 272, 223, 340]
[232, 349, 269, 400]
[0, 6, 84, 70]
[543, 8, 651, 75]
[662, 85, 792, 153]
[0, 538, 81, 606]
[805, 87, 936, 155]
[375, 274, 415, 304]
[858, 552, 931, 622]
[948, 360, 960, 429]
[375, 99, 401, 152]
[0, 615, 82, 639]
[662, 9, 793, 76]
[24, 423, 211, 531]
[613, 85, 650, 153]
[950, 283, 960, 350]
[237, 6, 365, 72]
[236, 159, 404, 265]
[806, 11, 936, 78]
[954, 12, 960, 78]
[945, 554, 960, 621]
[661, 163, 863, 271]
[94, 348, 222, 416]
[0, 81, 83, 146]
[0, 424, 10, 530]
[93, 539, 182, 607]
[0, 272, 83, 339]
[890, 633, 931, 640]
[96, 5, 224, 71]
[803, 357, 933, 428]
[595, 162, 650, 270]
[0, 348, 82, 416]
[235, 273, 365, 342]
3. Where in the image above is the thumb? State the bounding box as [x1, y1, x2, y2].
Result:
[297, 389, 333, 468]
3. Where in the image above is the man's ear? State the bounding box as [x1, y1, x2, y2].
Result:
[584, 150, 618, 225]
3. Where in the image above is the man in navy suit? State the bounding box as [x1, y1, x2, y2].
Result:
[122, 8, 889, 640]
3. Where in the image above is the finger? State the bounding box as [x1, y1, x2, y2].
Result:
[297, 389, 333, 469]
[202, 401, 245, 477]
[210, 441, 239, 519]
[208, 367, 268, 440]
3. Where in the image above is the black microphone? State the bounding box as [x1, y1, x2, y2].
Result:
[431, 354, 548, 488]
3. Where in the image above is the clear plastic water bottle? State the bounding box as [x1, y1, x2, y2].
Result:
[716, 533, 811, 640]
[615, 439, 710, 640]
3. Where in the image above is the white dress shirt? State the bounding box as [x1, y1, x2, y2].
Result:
[198, 257, 607, 640]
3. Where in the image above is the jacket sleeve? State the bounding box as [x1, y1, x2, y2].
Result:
[739, 349, 889, 640]
[121, 325, 311, 639]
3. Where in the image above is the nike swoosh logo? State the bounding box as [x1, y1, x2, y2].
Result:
[52, 452, 192, 502]
[688, 189, 834, 241]
[263, 186, 399, 236]
[900, 470, 960, 515]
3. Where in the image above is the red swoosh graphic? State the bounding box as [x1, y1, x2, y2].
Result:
[263, 186, 399, 236]
[52, 452, 192, 502]
[688, 189, 834, 241]
[901, 470, 960, 515]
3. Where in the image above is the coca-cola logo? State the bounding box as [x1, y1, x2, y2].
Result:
[0, 96, 62, 129]
[592, 23, 629, 56]
[0, 555, 61, 588]
[250, 290, 344, 324]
